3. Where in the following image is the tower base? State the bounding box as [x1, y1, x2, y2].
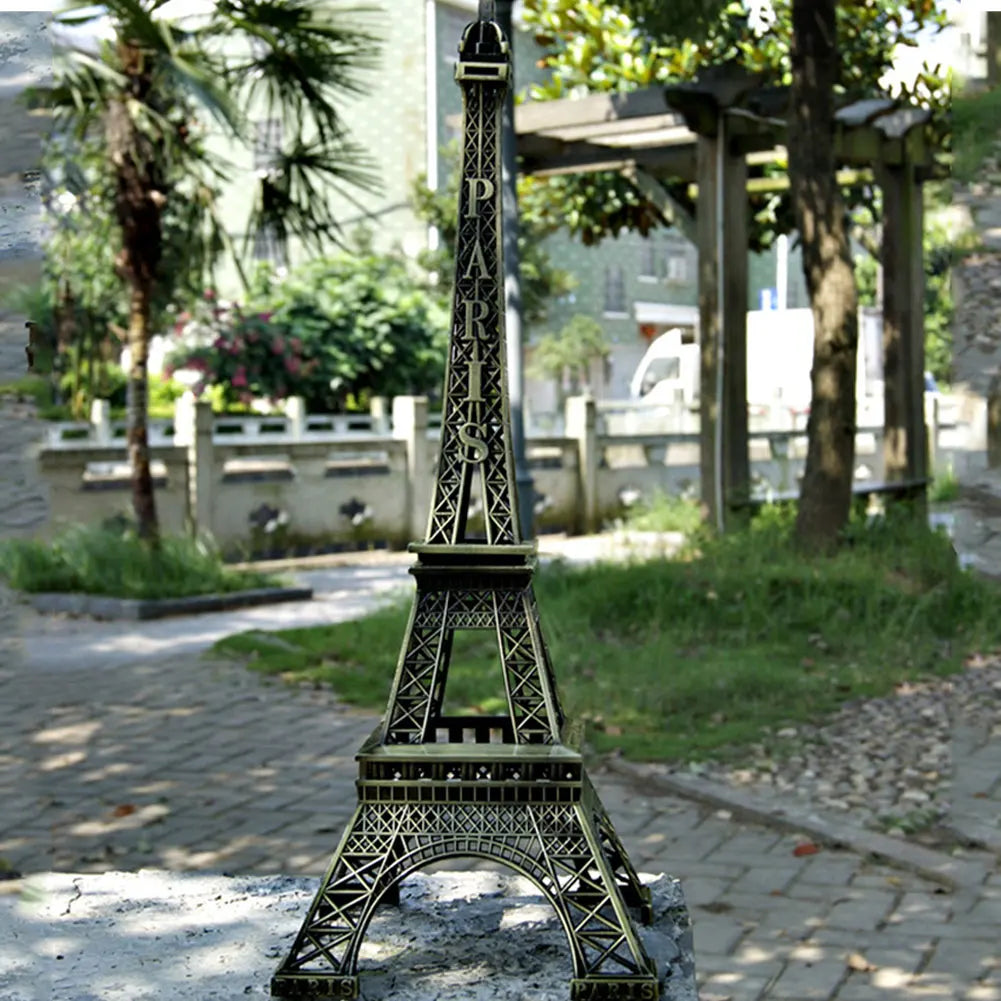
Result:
[272, 725, 671, 999]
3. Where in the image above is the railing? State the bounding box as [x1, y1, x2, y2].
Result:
[30, 393, 982, 553]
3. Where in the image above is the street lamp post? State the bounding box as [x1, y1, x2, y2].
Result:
[494, 0, 535, 539]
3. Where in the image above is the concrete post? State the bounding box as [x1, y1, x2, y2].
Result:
[926, 395, 939, 476]
[90, 398, 111, 444]
[174, 394, 214, 536]
[370, 396, 390, 434]
[393, 395, 431, 542]
[284, 396, 306, 440]
[565, 395, 598, 535]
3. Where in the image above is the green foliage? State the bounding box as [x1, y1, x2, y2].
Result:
[30, 0, 381, 267]
[412, 142, 575, 325]
[855, 203, 960, 386]
[147, 372, 187, 417]
[952, 85, 1001, 184]
[0, 523, 276, 600]
[528, 314, 610, 389]
[214, 507, 1001, 761]
[168, 248, 449, 412]
[521, 0, 950, 249]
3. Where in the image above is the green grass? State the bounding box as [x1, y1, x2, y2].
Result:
[213, 506, 1001, 763]
[952, 85, 1001, 184]
[618, 490, 705, 537]
[929, 465, 960, 504]
[0, 524, 280, 600]
[0, 375, 56, 408]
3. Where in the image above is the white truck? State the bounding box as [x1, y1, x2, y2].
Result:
[629, 307, 884, 424]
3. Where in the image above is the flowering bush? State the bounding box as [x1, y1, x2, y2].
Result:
[166, 252, 448, 411]
[165, 290, 296, 407]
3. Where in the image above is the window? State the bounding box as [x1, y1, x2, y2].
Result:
[603, 265, 626, 314]
[253, 223, 287, 267]
[638, 240, 658, 281]
[253, 117, 283, 172]
[665, 250, 690, 285]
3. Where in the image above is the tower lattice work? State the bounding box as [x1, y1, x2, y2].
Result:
[271, 13, 662, 1001]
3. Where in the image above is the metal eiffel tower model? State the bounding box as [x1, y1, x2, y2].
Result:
[271, 9, 660, 1001]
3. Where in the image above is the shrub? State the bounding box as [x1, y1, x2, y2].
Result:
[167, 249, 448, 412]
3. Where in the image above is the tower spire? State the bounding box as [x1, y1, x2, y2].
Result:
[423, 13, 518, 547]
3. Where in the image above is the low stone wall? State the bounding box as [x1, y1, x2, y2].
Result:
[25, 393, 976, 554]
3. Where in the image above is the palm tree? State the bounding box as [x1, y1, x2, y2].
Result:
[31, 0, 379, 543]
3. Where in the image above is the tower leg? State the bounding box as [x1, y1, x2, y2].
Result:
[272, 798, 660, 999]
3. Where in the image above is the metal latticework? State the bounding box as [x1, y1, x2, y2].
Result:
[272, 11, 662, 1001]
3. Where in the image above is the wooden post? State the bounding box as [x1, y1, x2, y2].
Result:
[880, 163, 927, 496]
[989, 375, 1001, 470]
[696, 118, 749, 529]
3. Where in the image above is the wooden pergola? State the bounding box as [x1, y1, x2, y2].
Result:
[514, 72, 937, 527]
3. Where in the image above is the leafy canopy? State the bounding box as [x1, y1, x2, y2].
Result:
[520, 0, 950, 248]
[413, 142, 575, 328]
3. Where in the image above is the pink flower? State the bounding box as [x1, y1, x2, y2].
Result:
[179, 311, 191, 322]
[290, 337, 303, 354]
[271, 335, 286, 355]
[203, 288, 216, 300]
[232, 366, 248, 388]
[284, 356, 301, 376]
[257, 311, 273, 322]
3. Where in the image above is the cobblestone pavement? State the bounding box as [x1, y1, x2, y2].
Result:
[2, 613, 999, 1001]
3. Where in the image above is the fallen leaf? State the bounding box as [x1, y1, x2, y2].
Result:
[847, 952, 877, 973]
[973, 792, 989, 799]
[769, 889, 784, 897]
[793, 842, 820, 857]
[112, 804, 136, 818]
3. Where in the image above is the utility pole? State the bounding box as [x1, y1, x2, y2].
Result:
[495, 0, 535, 539]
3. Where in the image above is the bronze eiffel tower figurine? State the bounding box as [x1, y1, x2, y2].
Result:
[271, 10, 660, 1001]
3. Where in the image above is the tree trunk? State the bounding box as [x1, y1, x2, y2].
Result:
[109, 42, 165, 545]
[125, 283, 159, 542]
[987, 13, 1001, 88]
[788, 0, 859, 553]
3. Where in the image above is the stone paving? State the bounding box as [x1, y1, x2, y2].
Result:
[2, 583, 1000, 1001]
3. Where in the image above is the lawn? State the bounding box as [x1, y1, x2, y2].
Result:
[213, 506, 1001, 762]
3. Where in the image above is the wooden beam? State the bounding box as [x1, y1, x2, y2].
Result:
[514, 87, 675, 136]
[622, 165, 697, 243]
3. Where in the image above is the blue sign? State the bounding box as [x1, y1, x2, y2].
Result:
[759, 287, 778, 310]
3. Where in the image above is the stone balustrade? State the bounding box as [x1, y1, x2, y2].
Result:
[28, 393, 983, 554]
